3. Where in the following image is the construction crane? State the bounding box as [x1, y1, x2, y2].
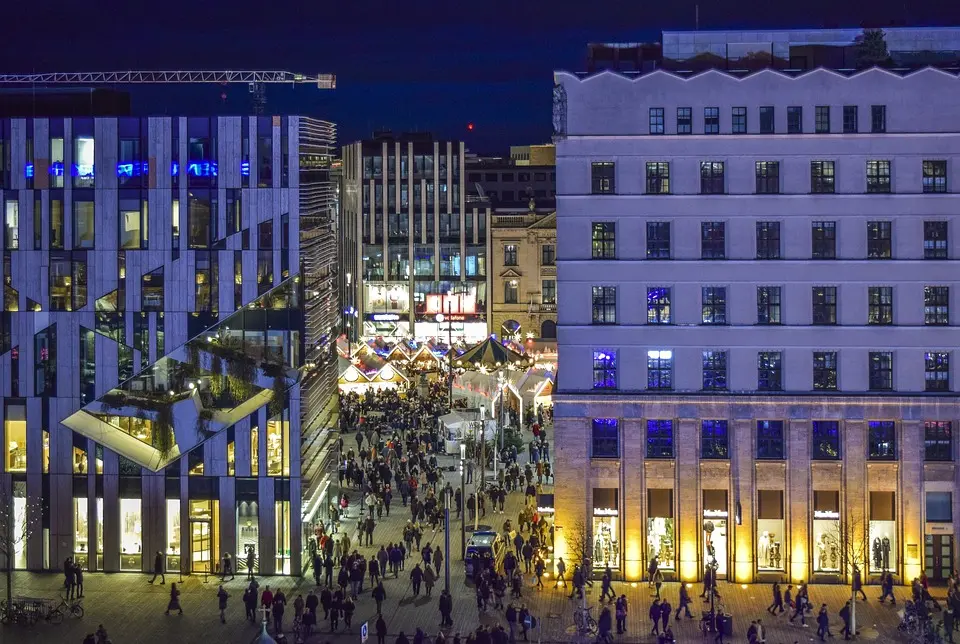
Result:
[0, 70, 336, 114]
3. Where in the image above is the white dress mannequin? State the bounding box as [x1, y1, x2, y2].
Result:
[758, 531, 771, 567]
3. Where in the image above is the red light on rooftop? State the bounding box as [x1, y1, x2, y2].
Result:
[467, 122, 475, 131]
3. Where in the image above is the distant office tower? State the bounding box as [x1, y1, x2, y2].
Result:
[0, 114, 339, 576]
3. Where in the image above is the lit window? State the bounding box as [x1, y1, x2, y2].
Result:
[868, 421, 896, 460]
[646, 420, 674, 458]
[591, 419, 619, 458]
[701, 420, 728, 459]
[592, 350, 617, 390]
[647, 350, 673, 390]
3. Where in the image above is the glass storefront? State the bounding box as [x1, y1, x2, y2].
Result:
[757, 490, 785, 571]
[13, 482, 26, 569]
[119, 498, 142, 570]
[5, 404, 27, 472]
[592, 488, 620, 570]
[646, 488, 675, 571]
[266, 418, 289, 476]
[703, 489, 728, 578]
[869, 491, 897, 573]
[813, 490, 841, 573]
[276, 500, 291, 575]
[96, 497, 104, 570]
[189, 499, 219, 574]
[364, 282, 410, 314]
[237, 500, 260, 572]
[74, 498, 89, 569]
[166, 499, 181, 572]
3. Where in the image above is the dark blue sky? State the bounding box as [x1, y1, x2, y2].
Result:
[3, 0, 960, 153]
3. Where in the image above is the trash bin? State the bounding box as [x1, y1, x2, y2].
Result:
[719, 614, 733, 636]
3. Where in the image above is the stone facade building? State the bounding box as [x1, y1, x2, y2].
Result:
[552, 32, 960, 585]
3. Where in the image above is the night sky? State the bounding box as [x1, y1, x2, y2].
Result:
[3, 0, 960, 154]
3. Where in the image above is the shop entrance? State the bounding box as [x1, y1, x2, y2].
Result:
[702, 489, 728, 579]
[189, 499, 219, 574]
[924, 535, 954, 584]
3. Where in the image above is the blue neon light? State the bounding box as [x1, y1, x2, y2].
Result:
[171, 162, 180, 176]
[73, 163, 95, 177]
[117, 161, 148, 177]
[25, 164, 34, 178]
[50, 162, 64, 177]
[240, 161, 250, 177]
[187, 161, 218, 177]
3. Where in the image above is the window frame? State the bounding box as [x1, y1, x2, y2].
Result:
[592, 350, 617, 390]
[701, 420, 729, 459]
[924, 286, 950, 326]
[645, 162, 670, 195]
[591, 285, 617, 325]
[540, 244, 556, 266]
[701, 286, 727, 325]
[923, 221, 948, 259]
[677, 107, 692, 134]
[923, 160, 947, 194]
[812, 286, 838, 325]
[868, 420, 897, 460]
[842, 105, 858, 133]
[646, 350, 673, 390]
[866, 160, 891, 194]
[503, 243, 518, 266]
[701, 221, 725, 259]
[646, 419, 675, 459]
[649, 107, 665, 135]
[787, 106, 803, 134]
[812, 420, 841, 460]
[866, 220, 893, 259]
[868, 351, 894, 392]
[704, 107, 720, 134]
[924, 421, 953, 462]
[591, 418, 620, 459]
[757, 351, 783, 392]
[925, 351, 950, 392]
[755, 161, 780, 194]
[811, 221, 837, 259]
[759, 106, 775, 134]
[756, 420, 785, 460]
[813, 351, 838, 391]
[591, 222, 616, 260]
[810, 160, 836, 194]
[732, 107, 747, 134]
[756, 221, 781, 259]
[701, 350, 727, 391]
[699, 161, 725, 194]
[867, 286, 894, 326]
[646, 221, 670, 259]
[815, 105, 830, 134]
[591, 161, 616, 195]
[757, 286, 781, 325]
[646, 287, 671, 324]
[871, 105, 887, 133]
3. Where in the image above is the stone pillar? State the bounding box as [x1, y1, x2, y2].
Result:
[844, 420, 867, 583]
[787, 420, 811, 583]
[732, 419, 754, 583]
[900, 419, 924, 581]
[622, 418, 644, 580]
[676, 418, 700, 581]
[551, 413, 588, 576]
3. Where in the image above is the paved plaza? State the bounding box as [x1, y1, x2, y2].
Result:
[2, 425, 944, 644]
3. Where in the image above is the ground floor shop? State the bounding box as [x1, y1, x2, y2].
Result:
[551, 394, 959, 585]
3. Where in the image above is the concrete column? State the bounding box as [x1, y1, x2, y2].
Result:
[787, 420, 811, 583]
[844, 420, 867, 583]
[900, 419, 924, 580]
[732, 419, 754, 583]
[551, 414, 588, 576]
[676, 418, 700, 581]
[622, 418, 644, 580]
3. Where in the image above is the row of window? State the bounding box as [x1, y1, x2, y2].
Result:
[504, 279, 556, 305]
[645, 104, 887, 136]
[593, 284, 952, 327]
[590, 219, 948, 260]
[591, 159, 947, 195]
[593, 349, 949, 393]
[502, 243, 556, 266]
[590, 417, 953, 462]
[466, 171, 554, 183]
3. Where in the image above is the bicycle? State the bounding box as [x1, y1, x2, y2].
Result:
[573, 604, 598, 636]
[48, 595, 84, 623]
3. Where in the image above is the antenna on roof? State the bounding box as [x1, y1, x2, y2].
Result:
[695, 4, 700, 31]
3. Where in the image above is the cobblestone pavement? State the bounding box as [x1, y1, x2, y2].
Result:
[2, 426, 941, 643]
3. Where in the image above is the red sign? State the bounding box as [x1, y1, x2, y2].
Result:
[424, 293, 476, 315]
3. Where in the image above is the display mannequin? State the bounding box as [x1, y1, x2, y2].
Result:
[881, 534, 891, 570]
[872, 536, 882, 570]
[758, 531, 771, 567]
[818, 536, 827, 570]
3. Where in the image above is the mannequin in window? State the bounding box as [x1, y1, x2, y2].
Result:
[873, 536, 883, 570]
[881, 534, 891, 570]
[818, 535, 828, 570]
[758, 531, 771, 567]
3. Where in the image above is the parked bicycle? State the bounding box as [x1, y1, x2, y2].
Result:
[573, 603, 598, 636]
[48, 595, 84, 623]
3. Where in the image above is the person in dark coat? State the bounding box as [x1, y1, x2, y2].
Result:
[676, 583, 693, 619]
[243, 586, 258, 622]
[816, 604, 833, 641]
[660, 598, 672, 632]
[373, 581, 386, 614]
[149, 551, 165, 584]
[165, 582, 183, 615]
[74, 561, 85, 598]
[598, 606, 613, 640]
[649, 599, 661, 635]
[410, 563, 424, 596]
[839, 600, 852, 640]
[376, 615, 388, 644]
[320, 586, 333, 619]
[439, 589, 453, 627]
[767, 582, 784, 614]
[217, 585, 229, 624]
[852, 565, 867, 601]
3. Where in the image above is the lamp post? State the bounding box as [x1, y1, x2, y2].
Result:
[460, 443, 467, 560]
[436, 301, 454, 412]
[444, 485, 451, 592]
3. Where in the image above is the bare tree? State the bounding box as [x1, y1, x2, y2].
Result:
[568, 517, 591, 572]
[827, 507, 870, 637]
[0, 482, 41, 603]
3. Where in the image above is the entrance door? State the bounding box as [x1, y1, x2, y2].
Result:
[191, 519, 212, 573]
[925, 534, 954, 584]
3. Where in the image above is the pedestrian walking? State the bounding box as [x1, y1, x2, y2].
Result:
[615, 594, 628, 634]
[767, 582, 784, 614]
[653, 569, 664, 600]
[411, 563, 424, 596]
[243, 585, 258, 622]
[439, 589, 453, 627]
[165, 582, 183, 615]
[555, 557, 567, 588]
[149, 551, 165, 584]
[853, 565, 867, 601]
[376, 615, 388, 644]
[839, 600, 852, 640]
[816, 603, 833, 641]
[246, 546, 257, 581]
[222, 552, 235, 581]
[649, 598, 661, 635]
[676, 583, 694, 619]
[660, 597, 672, 633]
[217, 585, 229, 624]
[272, 588, 287, 633]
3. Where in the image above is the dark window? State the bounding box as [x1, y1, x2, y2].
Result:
[700, 161, 725, 194]
[677, 107, 692, 134]
[867, 221, 892, 258]
[591, 162, 615, 194]
[927, 492, 953, 522]
[591, 286, 617, 324]
[701, 420, 729, 459]
[925, 351, 950, 392]
[502, 173, 514, 182]
[701, 287, 727, 325]
[756, 221, 781, 259]
[811, 221, 837, 259]
[757, 286, 781, 325]
[484, 173, 498, 182]
[646, 162, 670, 194]
[649, 108, 665, 134]
[757, 420, 785, 459]
[732, 107, 747, 134]
[702, 350, 727, 391]
[755, 161, 780, 194]
[868, 421, 896, 460]
[646, 419, 674, 458]
[812, 286, 837, 325]
[812, 421, 841, 460]
[647, 350, 673, 390]
[534, 173, 546, 181]
[924, 221, 948, 259]
[866, 160, 891, 193]
[591, 222, 616, 259]
[924, 286, 950, 325]
[591, 418, 619, 458]
[871, 105, 886, 133]
[704, 107, 720, 134]
[504, 244, 518, 266]
[923, 160, 947, 193]
[504, 280, 518, 304]
[646, 222, 670, 259]
[541, 280, 556, 304]
[517, 173, 530, 181]
[787, 106, 803, 133]
[759, 106, 775, 134]
[813, 351, 838, 391]
[758, 351, 783, 391]
[647, 287, 671, 324]
[869, 351, 894, 391]
[868, 286, 893, 325]
[811, 161, 835, 193]
[540, 244, 556, 266]
[815, 106, 831, 133]
[701, 221, 725, 259]
[924, 421, 953, 461]
[843, 105, 858, 133]
[592, 350, 617, 389]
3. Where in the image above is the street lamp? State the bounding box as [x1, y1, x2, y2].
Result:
[459, 443, 467, 560]
[436, 303, 454, 412]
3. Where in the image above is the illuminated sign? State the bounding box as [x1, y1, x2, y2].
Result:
[813, 510, 840, 520]
[74, 163, 95, 177]
[25, 160, 241, 179]
[592, 507, 618, 516]
[703, 509, 728, 518]
[187, 161, 218, 177]
[117, 162, 148, 177]
[370, 313, 401, 321]
[24, 164, 34, 178]
[241, 161, 250, 176]
[537, 506, 555, 514]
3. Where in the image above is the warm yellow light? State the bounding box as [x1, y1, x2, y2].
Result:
[630, 582, 637, 588]
[685, 583, 693, 589]
[544, 572, 550, 578]
[740, 584, 748, 589]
